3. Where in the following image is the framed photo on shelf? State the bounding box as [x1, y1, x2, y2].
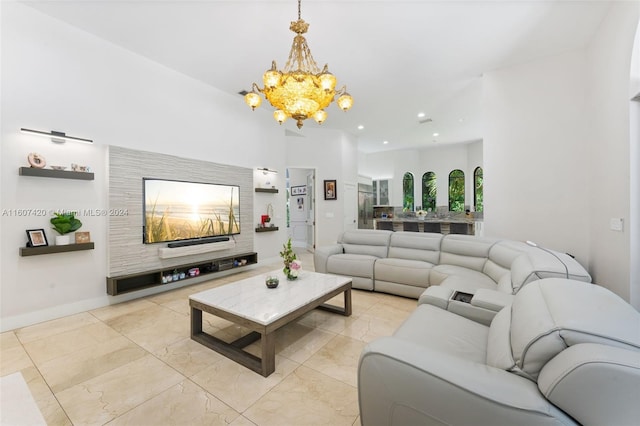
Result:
[26, 229, 48, 247]
[75, 232, 91, 243]
[291, 185, 306, 196]
[324, 179, 337, 200]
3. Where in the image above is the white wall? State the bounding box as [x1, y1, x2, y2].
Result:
[484, 3, 640, 301]
[585, 2, 640, 303]
[359, 141, 482, 210]
[0, 3, 285, 330]
[483, 51, 590, 267]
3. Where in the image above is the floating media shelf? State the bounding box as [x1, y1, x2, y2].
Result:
[255, 188, 278, 193]
[255, 227, 279, 233]
[20, 242, 95, 257]
[19, 167, 94, 181]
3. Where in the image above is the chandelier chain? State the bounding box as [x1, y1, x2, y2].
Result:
[298, 0, 301, 20]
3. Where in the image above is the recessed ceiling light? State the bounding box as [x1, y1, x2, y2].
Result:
[459, 118, 464, 123]
[417, 112, 425, 118]
[383, 140, 389, 144]
[433, 132, 439, 137]
[357, 125, 364, 130]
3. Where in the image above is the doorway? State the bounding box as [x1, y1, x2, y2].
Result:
[287, 168, 316, 251]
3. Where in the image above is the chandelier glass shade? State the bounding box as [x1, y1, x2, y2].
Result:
[244, 0, 353, 129]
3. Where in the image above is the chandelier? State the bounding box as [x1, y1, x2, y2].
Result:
[244, 0, 353, 129]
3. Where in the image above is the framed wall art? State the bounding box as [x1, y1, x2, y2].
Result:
[324, 180, 337, 200]
[26, 229, 48, 247]
[291, 185, 306, 196]
[75, 231, 91, 243]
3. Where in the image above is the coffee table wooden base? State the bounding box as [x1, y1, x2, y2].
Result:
[190, 283, 351, 377]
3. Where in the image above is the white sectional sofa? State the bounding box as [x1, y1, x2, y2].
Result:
[314, 230, 591, 324]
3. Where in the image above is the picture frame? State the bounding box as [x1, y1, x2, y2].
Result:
[26, 229, 48, 247]
[324, 179, 337, 200]
[291, 185, 306, 196]
[75, 231, 91, 243]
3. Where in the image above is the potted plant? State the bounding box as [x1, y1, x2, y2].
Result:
[50, 212, 82, 245]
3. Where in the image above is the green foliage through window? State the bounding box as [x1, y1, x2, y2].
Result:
[448, 169, 465, 212]
[403, 172, 414, 211]
[422, 172, 436, 211]
[474, 167, 483, 213]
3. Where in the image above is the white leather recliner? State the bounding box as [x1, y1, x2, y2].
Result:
[358, 279, 640, 425]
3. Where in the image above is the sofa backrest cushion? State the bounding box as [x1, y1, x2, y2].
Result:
[338, 229, 392, 258]
[483, 241, 529, 286]
[510, 248, 592, 293]
[487, 279, 640, 381]
[439, 235, 498, 272]
[388, 232, 443, 264]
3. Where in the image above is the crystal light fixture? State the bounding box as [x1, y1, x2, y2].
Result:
[244, 0, 353, 129]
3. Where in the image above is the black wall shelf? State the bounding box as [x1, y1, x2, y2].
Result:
[255, 227, 279, 233]
[19, 167, 94, 181]
[106, 252, 258, 296]
[255, 188, 278, 193]
[20, 242, 95, 257]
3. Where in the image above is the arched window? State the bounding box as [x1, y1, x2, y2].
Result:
[422, 172, 436, 212]
[402, 172, 414, 211]
[474, 167, 483, 213]
[448, 169, 465, 212]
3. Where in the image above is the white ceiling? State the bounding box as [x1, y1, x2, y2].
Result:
[21, 0, 612, 153]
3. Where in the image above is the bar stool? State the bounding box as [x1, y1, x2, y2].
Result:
[422, 222, 442, 233]
[376, 221, 394, 231]
[449, 222, 469, 235]
[403, 222, 419, 232]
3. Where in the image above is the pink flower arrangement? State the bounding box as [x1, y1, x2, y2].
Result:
[289, 260, 302, 277]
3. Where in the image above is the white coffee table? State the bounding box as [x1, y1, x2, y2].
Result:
[189, 270, 352, 377]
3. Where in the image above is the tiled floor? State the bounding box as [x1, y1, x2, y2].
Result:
[0, 251, 416, 426]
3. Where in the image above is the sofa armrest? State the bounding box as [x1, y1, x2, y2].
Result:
[417, 286, 454, 309]
[359, 337, 574, 426]
[313, 244, 344, 273]
[419, 287, 509, 326]
[471, 288, 514, 311]
[538, 343, 640, 426]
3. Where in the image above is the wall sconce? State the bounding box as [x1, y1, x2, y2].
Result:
[257, 167, 278, 175]
[21, 128, 93, 144]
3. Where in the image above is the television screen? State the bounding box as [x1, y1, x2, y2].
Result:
[143, 178, 240, 244]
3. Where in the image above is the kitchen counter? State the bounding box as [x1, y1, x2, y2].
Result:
[375, 217, 480, 234]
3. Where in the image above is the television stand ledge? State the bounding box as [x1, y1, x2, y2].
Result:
[106, 252, 257, 296]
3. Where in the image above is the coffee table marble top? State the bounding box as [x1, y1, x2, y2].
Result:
[189, 270, 352, 326]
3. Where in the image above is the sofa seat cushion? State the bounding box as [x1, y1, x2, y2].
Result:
[327, 253, 377, 278]
[431, 264, 498, 293]
[393, 304, 489, 363]
[374, 258, 432, 288]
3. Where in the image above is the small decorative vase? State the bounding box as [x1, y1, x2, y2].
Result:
[266, 276, 279, 288]
[55, 235, 70, 246]
[284, 267, 298, 281]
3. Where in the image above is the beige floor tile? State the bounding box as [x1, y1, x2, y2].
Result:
[23, 321, 121, 365]
[38, 335, 147, 393]
[272, 323, 337, 364]
[0, 333, 34, 376]
[90, 298, 158, 322]
[160, 297, 190, 315]
[244, 365, 359, 426]
[1, 331, 22, 350]
[365, 301, 414, 323]
[229, 415, 258, 426]
[16, 312, 99, 344]
[339, 314, 401, 343]
[105, 304, 180, 334]
[154, 337, 223, 377]
[56, 354, 185, 425]
[295, 309, 356, 334]
[191, 354, 299, 413]
[303, 335, 366, 387]
[21, 366, 72, 426]
[107, 380, 239, 426]
[123, 309, 191, 353]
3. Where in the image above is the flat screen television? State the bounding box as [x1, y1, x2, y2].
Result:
[143, 178, 240, 244]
